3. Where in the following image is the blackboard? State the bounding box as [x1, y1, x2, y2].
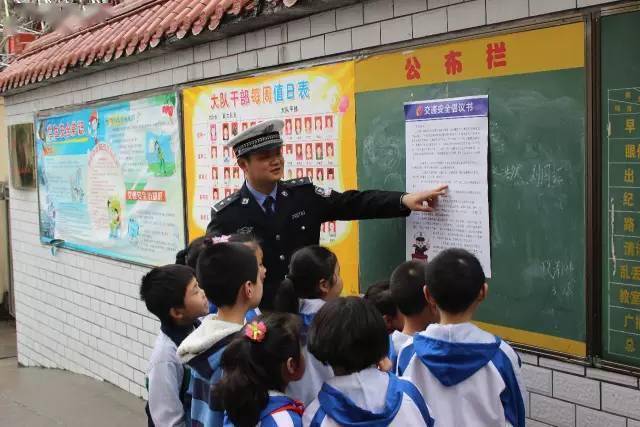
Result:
[355, 24, 587, 355]
[601, 10, 640, 367]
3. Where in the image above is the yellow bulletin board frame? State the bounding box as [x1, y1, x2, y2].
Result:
[182, 62, 360, 295]
[355, 21, 588, 358]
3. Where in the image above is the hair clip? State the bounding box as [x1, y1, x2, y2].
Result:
[204, 235, 231, 247]
[244, 321, 267, 342]
[212, 235, 231, 244]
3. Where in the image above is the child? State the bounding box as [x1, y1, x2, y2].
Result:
[175, 236, 206, 270]
[303, 297, 434, 427]
[228, 233, 266, 322]
[213, 313, 306, 427]
[401, 249, 526, 427]
[177, 242, 263, 427]
[364, 280, 404, 334]
[390, 261, 439, 375]
[140, 264, 209, 427]
[363, 280, 406, 373]
[176, 234, 265, 321]
[273, 245, 342, 405]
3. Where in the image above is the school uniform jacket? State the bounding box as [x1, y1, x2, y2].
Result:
[177, 316, 242, 427]
[401, 323, 526, 427]
[206, 178, 409, 309]
[223, 392, 304, 427]
[388, 331, 412, 374]
[302, 368, 434, 427]
[146, 321, 199, 427]
[286, 299, 334, 406]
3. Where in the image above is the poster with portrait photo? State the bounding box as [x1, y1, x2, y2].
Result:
[183, 62, 357, 292]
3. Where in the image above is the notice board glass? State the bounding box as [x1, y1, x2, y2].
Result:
[35, 93, 186, 266]
[356, 22, 587, 356]
[601, 10, 640, 368]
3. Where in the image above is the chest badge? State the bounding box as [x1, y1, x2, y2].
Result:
[291, 210, 306, 220]
[281, 190, 289, 197]
[241, 198, 250, 205]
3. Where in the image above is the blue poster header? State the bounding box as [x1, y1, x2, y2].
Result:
[404, 95, 488, 121]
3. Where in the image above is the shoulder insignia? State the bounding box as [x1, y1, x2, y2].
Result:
[314, 186, 332, 198]
[283, 177, 313, 188]
[212, 191, 240, 212]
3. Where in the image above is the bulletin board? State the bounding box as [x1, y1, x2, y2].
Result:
[600, 9, 640, 368]
[355, 22, 588, 356]
[35, 92, 186, 266]
[182, 62, 360, 295]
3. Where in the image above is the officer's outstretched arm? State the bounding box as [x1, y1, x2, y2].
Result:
[316, 187, 411, 222]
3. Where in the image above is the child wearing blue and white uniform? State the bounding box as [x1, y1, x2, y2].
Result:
[141, 264, 210, 427]
[212, 313, 306, 427]
[401, 249, 526, 427]
[302, 297, 434, 427]
[177, 242, 263, 427]
[176, 233, 264, 323]
[363, 281, 406, 371]
[273, 246, 343, 405]
[388, 261, 439, 376]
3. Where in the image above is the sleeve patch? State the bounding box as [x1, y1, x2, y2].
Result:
[314, 186, 332, 197]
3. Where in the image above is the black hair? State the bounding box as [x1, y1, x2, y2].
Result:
[175, 236, 207, 269]
[177, 233, 263, 269]
[363, 280, 398, 318]
[389, 261, 428, 316]
[273, 245, 338, 314]
[228, 232, 262, 249]
[213, 313, 302, 427]
[139, 264, 195, 324]
[426, 248, 486, 314]
[308, 296, 388, 375]
[196, 242, 258, 308]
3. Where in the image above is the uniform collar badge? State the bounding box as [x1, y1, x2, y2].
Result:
[241, 198, 250, 205]
[281, 190, 288, 197]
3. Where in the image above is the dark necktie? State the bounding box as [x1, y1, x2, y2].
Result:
[263, 196, 275, 217]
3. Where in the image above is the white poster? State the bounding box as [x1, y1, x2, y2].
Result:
[405, 95, 491, 276]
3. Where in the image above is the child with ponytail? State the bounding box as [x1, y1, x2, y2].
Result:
[213, 313, 305, 427]
[273, 245, 343, 405]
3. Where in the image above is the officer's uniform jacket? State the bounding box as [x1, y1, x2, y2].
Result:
[206, 177, 410, 308]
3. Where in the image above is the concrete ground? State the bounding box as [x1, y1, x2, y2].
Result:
[0, 320, 147, 426]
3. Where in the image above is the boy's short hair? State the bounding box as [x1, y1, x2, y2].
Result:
[308, 297, 388, 375]
[426, 248, 486, 314]
[196, 242, 258, 307]
[363, 281, 397, 318]
[140, 264, 195, 324]
[390, 261, 427, 316]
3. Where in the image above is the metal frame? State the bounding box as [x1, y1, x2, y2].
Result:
[590, 1, 640, 375]
[585, 10, 602, 365]
[33, 88, 187, 268]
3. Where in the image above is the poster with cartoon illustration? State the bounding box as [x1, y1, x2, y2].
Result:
[404, 96, 491, 276]
[35, 92, 185, 266]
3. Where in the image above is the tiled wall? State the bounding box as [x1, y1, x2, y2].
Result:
[7, 1, 640, 425]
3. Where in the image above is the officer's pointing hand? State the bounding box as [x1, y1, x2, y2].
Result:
[402, 184, 448, 212]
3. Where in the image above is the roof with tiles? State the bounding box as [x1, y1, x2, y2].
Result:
[0, 0, 300, 93]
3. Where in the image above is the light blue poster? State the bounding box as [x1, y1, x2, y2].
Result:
[36, 93, 185, 266]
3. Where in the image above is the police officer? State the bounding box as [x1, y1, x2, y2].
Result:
[207, 119, 447, 309]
